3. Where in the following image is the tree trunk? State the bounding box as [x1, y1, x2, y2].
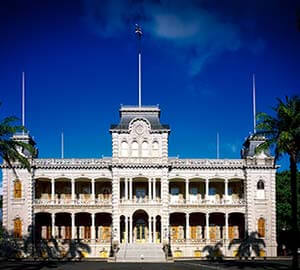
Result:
[290, 154, 299, 269]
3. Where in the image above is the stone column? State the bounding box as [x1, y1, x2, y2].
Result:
[185, 179, 189, 203]
[125, 178, 128, 201]
[148, 216, 152, 243]
[71, 213, 75, 239]
[225, 179, 228, 203]
[153, 178, 156, 202]
[51, 213, 55, 238]
[91, 179, 95, 202]
[91, 213, 95, 240]
[148, 178, 152, 201]
[205, 178, 209, 200]
[153, 216, 156, 243]
[186, 213, 190, 241]
[225, 212, 229, 240]
[51, 178, 55, 201]
[71, 179, 75, 201]
[129, 215, 133, 243]
[129, 178, 133, 201]
[125, 216, 128, 243]
[206, 212, 210, 240]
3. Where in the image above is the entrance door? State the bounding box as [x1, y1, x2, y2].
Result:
[135, 218, 146, 243]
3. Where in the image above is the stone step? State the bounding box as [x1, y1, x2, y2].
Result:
[116, 243, 166, 262]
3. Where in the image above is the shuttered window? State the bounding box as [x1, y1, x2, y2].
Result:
[14, 218, 22, 238]
[258, 218, 265, 237]
[14, 180, 22, 199]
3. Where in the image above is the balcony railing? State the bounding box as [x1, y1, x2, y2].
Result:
[120, 197, 162, 204]
[34, 198, 111, 206]
[169, 195, 245, 205]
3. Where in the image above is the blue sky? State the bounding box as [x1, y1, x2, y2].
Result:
[0, 0, 299, 175]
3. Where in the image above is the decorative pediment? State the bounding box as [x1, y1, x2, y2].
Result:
[128, 118, 151, 136]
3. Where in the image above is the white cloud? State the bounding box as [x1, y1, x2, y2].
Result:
[82, 0, 261, 75]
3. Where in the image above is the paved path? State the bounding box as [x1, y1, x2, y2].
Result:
[0, 260, 292, 270]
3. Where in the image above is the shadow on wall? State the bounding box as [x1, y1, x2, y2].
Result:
[202, 231, 266, 261]
[0, 226, 91, 260]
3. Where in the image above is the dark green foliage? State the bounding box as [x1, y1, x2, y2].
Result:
[257, 96, 300, 269]
[202, 241, 223, 261]
[0, 102, 36, 172]
[228, 231, 265, 259]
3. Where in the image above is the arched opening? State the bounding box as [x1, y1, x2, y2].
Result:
[228, 179, 244, 202]
[209, 179, 225, 203]
[13, 218, 22, 238]
[190, 213, 205, 240]
[257, 180, 265, 199]
[228, 213, 245, 240]
[209, 213, 225, 241]
[133, 210, 149, 243]
[155, 216, 162, 243]
[152, 141, 159, 157]
[169, 179, 185, 203]
[95, 180, 112, 201]
[75, 178, 91, 201]
[35, 178, 51, 200]
[75, 212, 91, 240]
[95, 213, 112, 243]
[189, 179, 205, 202]
[35, 212, 51, 240]
[55, 178, 71, 200]
[14, 180, 22, 199]
[141, 141, 149, 157]
[169, 212, 185, 242]
[55, 212, 71, 239]
[121, 141, 129, 157]
[258, 217, 265, 238]
[131, 141, 139, 157]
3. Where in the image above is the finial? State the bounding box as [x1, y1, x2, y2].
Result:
[135, 24, 143, 40]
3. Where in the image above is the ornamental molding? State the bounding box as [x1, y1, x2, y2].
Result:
[169, 159, 244, 169]
[32, 158, 112, 169]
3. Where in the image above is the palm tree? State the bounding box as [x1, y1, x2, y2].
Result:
[256, 96, 300, 269]
[202, 241, 224, 261]
[0, 102, 35, 173]
[228, 231, 265, 259]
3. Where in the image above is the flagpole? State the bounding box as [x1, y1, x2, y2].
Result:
[135, 24, 143, 107]
[253, 74, 256, 134]
[22, 72, 25, 133]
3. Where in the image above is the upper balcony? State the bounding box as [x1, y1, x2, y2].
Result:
[169, 177, 245, 206]
[34, 177, 112, 206]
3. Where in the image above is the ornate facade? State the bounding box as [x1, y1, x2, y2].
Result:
[1, 105, 277, 258]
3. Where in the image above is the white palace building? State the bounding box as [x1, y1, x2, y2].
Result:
[1, 104, 277, 260]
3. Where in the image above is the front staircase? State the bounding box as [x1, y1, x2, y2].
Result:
[116, 243, 166, 262]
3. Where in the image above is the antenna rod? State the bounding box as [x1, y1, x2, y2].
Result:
[253, 74, 256, 134]
[22, 72, 25, 132]
[135, 24, 143, 107]
[217, 132, 220, 159]
[61, 131, 64, 159]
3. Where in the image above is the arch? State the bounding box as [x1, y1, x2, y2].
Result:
[121, 141, 129, 157]
[128, 117, 151, 132]
[256, 180, 265, 199]
[35, 212, 52, 240]
[141, 141, 149, 157]
[228, 213, 245, 240]
[257, 180, 264, 190]
[14, 179, 22, 199]
[152, 141, 159, 157]
[258, 217, 265, 238]
[13, 218, 22, 238]
[131, 141, 139, 157]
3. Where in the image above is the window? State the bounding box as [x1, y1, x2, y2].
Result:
[258, 218, 265, 237]
[141, 141, 149, 157]
[121, 141, 129, 157]
[14, 180, 22, 199]
[257, 180, 264, 190]
[131, 141, 139, 157]
[152, 141, 159, 157]
[14, 218, 22, 239]
[257, 180, 265, 199]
